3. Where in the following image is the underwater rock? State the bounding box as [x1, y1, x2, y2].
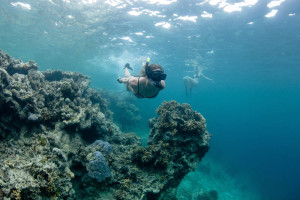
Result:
[52, 147, 68, 162]
[131, 100, 210, 199]
[0, 50, 38, 76]
[0, 50, 210, 200]
[86, 151, 111, 182]
[0, 127, 75, 199]
[28, 112, 41, 121]
[0, 50, 113, 136]
[88, 140, 113, 154]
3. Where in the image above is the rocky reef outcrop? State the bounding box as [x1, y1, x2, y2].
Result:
[132, 101, 210, 199]
[0, 50, 210, 200]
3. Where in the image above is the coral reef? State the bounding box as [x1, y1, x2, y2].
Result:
[88, 140, 113, 154]
[86, 151, 111, 182]
[99, 89, 141, 132]
[132, 101, 211, 199]
[0, 50, 210, 200]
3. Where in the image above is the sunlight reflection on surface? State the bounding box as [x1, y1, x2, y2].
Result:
[265, 9, 278, 18]
[267, 0, 285, 8]
[11, 2, 31, 10]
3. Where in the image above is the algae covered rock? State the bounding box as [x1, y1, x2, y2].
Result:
[88, 139, 113, 154]
[131, 101, 211, 199]
[0, 50, 211, 200]
[0, 49, 113, 139]
[86, 151, 111, 182]
[0, 50, 116, 199]
[134, 101, 210, 170]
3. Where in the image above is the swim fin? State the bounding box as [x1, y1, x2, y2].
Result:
[124, 63, 133, 70]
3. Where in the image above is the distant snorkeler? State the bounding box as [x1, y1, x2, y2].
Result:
[183, 66, 213, 96]
[117, 58, 166, 98]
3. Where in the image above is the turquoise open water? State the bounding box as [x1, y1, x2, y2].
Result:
[1, 0, 300, 199]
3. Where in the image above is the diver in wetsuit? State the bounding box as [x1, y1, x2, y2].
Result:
[117, 58, 166, 98]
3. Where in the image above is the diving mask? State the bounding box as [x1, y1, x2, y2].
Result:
[149, 71, 167, 81]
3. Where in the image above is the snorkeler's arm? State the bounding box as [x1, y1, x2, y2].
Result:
[200, 73, 214, 82]
[117, 77, 129, 83]
[160, 80, 166, 89]
[126, 77, 139, 93]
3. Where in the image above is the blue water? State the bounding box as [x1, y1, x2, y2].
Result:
[1, 0, 300, 199]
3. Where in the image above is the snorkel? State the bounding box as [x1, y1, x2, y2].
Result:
[146, 57, 150, 66]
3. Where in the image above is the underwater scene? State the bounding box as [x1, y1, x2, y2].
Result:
[1, 0, 300, 200]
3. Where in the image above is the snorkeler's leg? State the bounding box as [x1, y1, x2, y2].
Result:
[201, 74, 214, 82]
[117, 67, 132, 83]
[125, 68, 131, 78]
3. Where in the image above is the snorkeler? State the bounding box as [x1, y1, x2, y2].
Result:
[183, 66, 213, 96]
[117, 58, 166, 98]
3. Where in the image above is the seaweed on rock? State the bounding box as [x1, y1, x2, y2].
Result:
[0, 50, 211, 200]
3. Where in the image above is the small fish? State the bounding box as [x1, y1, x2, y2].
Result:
[124, 63, 133, 70]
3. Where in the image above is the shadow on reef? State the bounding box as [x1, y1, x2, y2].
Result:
[0, 50, 211, 200]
